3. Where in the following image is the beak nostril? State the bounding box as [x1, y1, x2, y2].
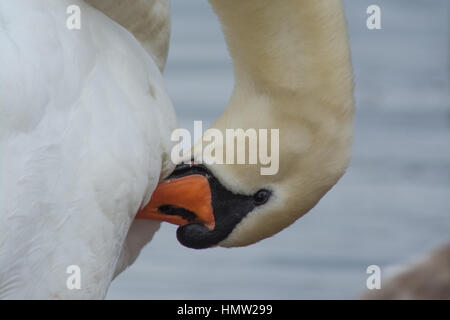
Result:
[169, 163, 211, 179]
[158, 205, 197, 222]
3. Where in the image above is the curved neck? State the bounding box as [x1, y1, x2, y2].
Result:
[86, 0, 171, 71]
[210, 0, 353, 105]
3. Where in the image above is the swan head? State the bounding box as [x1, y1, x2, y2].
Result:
[134, 0, 354, 249]
[138, 96, 353, 248]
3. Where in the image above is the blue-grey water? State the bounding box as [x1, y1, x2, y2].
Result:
[107, 0, 450, 299]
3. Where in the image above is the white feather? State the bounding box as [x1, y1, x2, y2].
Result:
[0, 0, 176, 299]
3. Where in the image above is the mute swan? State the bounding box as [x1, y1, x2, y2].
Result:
[0, 0, 354, 299]
[0, 0, 174, 299]
[362, 242, 450, 299]
[139, 0, 354, 249]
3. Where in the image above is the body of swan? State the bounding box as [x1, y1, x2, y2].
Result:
[0, 0, 175, 298]
[0, 0, 354, 298]
[142, 0, 354, 249]
[362, 242, 450, 299]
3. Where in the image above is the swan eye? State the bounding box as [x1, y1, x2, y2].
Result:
[253, 189, 271, 205]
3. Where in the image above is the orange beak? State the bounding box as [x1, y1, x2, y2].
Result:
[136, 174, 215, 230]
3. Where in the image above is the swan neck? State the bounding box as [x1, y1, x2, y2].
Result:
[86, 0, 171, 71]
[209, 0, 353, 101]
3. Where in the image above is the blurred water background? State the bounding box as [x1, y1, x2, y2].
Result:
[107, 0, 450, 299]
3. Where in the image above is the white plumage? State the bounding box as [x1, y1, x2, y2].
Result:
[0, 0, 355, 299]
[0, 0, 176, 298]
